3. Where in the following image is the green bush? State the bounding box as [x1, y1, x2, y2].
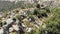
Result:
[39, 8, 60, 34]
[33, 8, 47, 18]
[33, 9, 40, 15]
[28, 8, 60, 34]
[15, 15, 22, 21]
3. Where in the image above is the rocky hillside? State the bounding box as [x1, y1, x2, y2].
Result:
[0, 2, 52, 34]
[0, 0, 60, 34]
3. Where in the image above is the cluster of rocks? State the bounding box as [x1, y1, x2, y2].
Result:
[0, 0, 60, 34]
[0, 8, 44, 34]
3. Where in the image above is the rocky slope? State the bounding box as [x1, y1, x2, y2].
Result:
[0, 5, 51, 34]
[0, 0, 60, 34]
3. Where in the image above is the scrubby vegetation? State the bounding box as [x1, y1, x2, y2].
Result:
[0, 1, 60, 34]
[28, 7, 60, 34]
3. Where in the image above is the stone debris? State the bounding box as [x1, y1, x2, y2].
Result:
[26, 27, 32, 32]
[9, 27, 13, 32]
[12, 24, 19, 31]
[0, 4, 48, 34]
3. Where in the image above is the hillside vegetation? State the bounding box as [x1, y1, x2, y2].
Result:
[0, 1, 60, 34]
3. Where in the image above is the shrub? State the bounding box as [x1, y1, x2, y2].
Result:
[36, 4, 40, 9]
[39, 8, 60, 34]
[15, 15, 22, 21]
[33, 9, 47, 18]
[33, 9, 40, 15]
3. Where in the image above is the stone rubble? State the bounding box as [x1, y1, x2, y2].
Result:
[0, 8, 43, 34]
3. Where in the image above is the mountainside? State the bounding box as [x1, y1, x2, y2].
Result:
[0, 2, 51, 34]
[0, 0, 60, 34]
